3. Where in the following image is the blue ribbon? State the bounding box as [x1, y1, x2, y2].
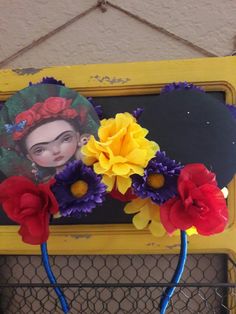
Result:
[41, 242, 69, 313]
[159, 230, 188, 314]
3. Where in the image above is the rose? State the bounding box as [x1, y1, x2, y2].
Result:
[13, 131, 24, 140]
[13, 108, 41, 140]
[15, 109, 38, 127]
[0, 177, 59, 245]
[38, 97, 73, 117]
[62, 108, 78, 119]
[160, 164, 228, 236]
[13, 105, 42, 140]
[31, 102, 44, 120]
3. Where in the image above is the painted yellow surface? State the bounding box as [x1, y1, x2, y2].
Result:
[0, 56, 236, 259]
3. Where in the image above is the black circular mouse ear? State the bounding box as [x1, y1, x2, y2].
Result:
[144, 89, 236, 188]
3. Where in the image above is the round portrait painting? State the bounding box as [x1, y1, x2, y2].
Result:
[0, 84, 100, 182]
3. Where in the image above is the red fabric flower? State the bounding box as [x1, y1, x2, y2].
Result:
[0, 177, 59, 245]
[110, 187, 137, 202]
[160, 164, 228, 236]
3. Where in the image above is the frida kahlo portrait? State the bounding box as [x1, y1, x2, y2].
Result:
[0, 84, 100, 182]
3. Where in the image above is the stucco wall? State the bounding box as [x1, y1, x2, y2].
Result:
[0, 0, 236, 69]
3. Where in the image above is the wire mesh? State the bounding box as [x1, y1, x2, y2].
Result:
[0, 254, 235, 313]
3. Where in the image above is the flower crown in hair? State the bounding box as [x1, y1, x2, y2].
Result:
[10, 97, 77, 140]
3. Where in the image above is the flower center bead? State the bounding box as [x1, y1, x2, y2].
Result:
[70, 180, 88, 198]
[147, 173, 165, 189]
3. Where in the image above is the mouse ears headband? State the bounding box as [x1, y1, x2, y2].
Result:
[0, 79, 236, 313]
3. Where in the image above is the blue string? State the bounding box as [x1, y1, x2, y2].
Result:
[159, 230, 188, 314]
[41, 242, 69, 314]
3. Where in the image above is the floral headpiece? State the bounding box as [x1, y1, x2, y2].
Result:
[10, 97, 78, 140]
[0, 79, 236, 314]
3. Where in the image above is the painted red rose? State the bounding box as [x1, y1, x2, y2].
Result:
[160, 164, 228, 236]
[15, 109, 38, 127]
[13, 109, 40, 140]
[62, 108, 78, 119]
[31, 102, 43, 111]
[38, 97, 72, 117]
[13, 131, 24, 140]
[31, 102, 43, 120]
[0, 177, 58, 245]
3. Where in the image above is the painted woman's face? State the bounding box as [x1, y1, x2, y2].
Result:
[25, 120, 79, 168]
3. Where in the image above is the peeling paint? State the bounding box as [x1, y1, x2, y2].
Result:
[146, 242, 160, 247]
[166, 244, 181, 250]
[68, 234, 91, 240]
[12, 67, 42, 75]
[166, 241, 189, 250]
[90, 75, 130, 85]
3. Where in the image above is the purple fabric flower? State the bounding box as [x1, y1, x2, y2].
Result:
[87, 97, 103, 119]
[29, 77, 65, 86]
[132, 151, 182, 205]
[132, 107, 144, 120]
[160, 82, 205, 94]
[51, 160, 107, 218]
[226, 104, 236, 120]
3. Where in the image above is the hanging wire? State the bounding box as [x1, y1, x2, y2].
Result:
[97, 0, 108, 12]
[41, 242, 69, 314]
[231, 35, 236, 56]
[159, 230, 188, 314]
[0, 3, 99, 68]
[107, 2, 218, 58]
[0, 1, 219, 68]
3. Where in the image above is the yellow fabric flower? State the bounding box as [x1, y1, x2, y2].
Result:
[186, 227, 198, 236]
[124, 198, 166, 237]
[125, 198, 197, 237]
[81, 113, 159, 194]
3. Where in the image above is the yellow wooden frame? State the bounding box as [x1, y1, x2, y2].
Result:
[0, 56, 236, 259]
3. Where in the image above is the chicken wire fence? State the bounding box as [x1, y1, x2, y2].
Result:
[0, 254, 235, 313]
